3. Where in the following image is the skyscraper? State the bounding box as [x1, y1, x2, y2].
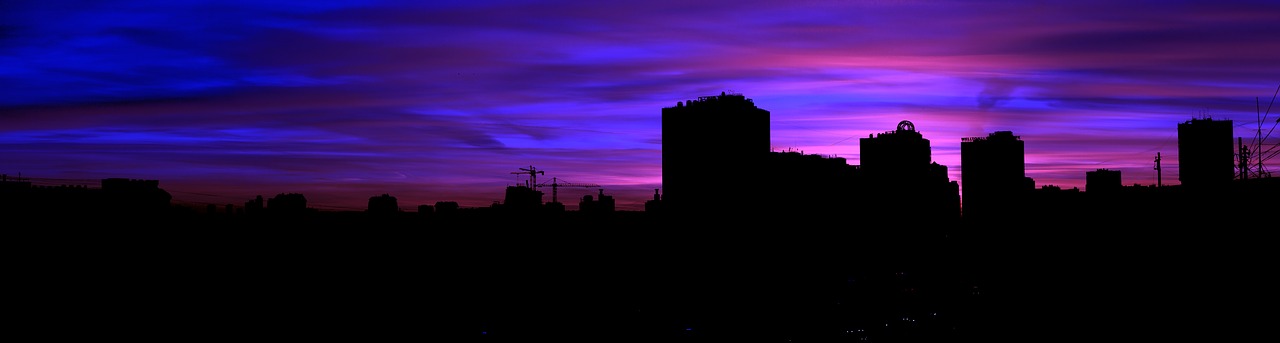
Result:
[1177, 117, 1233, 189]
[661, 91, 770, 217]
[858, 120, 959, 224]
[860, 120, 933, 176]
[960, 131, 1028, 221]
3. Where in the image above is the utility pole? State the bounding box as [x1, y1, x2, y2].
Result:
[1154, 152, 1162, 187]
[1239, 137, 1249, 180]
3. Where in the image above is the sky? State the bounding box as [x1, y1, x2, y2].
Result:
[3, 0, 1279, 212]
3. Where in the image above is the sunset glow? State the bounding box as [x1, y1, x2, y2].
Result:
[3, 0, 1278, 211]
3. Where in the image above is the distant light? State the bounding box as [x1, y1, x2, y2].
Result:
[481, 331, 487, 335]
[685, 327, 693, 331]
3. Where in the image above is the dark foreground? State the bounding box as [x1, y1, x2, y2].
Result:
[8, 211, 1274, 342]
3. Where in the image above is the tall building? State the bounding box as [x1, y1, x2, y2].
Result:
[1177, 117, 1234, 189]
[858, 120, 959, 223]
[959, 131, 1029, 221]
[661, 91, 770, 216]
[861, 121, 932, 172]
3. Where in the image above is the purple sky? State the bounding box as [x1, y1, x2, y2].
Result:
[3, 0, 1278, 211]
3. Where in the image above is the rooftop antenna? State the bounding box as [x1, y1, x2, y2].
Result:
[1241, 83, 1278, 179]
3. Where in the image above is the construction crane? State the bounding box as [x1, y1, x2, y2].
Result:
[537, 177, 600, 204]
[511, 165, 544, 188]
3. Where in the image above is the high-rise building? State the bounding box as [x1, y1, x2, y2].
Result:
[960, 131, 1028, 221]
[661, 91, 770, 216]
[858, 120, 959, 223]
[1177, 117, 1233, 188]
[860, 120, 933, 176]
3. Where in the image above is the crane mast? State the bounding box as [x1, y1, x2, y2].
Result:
[511, 165, 602, 206]
[511, 165, 544, 188]
[539, 177, 600, 204]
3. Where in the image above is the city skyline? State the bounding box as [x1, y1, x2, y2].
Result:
[3, 0, 1279, 211]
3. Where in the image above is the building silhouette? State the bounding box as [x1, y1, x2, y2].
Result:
[959, 131, 1031, 222]
[1177, 117, 1234, 189]
[367, 193, 399, 214]
[8, 94, 1280, 343]
[661, 93, 961, 227]
[661, 91, 770, 217]
[858, 120, 960, 225]
[99, 178, 173, 213]
[579, 189, 615, 213]
[267, 193, 307, 212]
[643, 188, 662, 213]
[502, 185, 544, 213]
[244, 195, 265, 214]
[1085, 168, 1122, 194]
[433, 201, 458, 214]
[0, 175, 172, 219]
[761, 150, 862, 219]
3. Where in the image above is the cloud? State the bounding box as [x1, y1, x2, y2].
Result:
[977, 78, 1018, 111]
[4, 0, 1278, 211]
